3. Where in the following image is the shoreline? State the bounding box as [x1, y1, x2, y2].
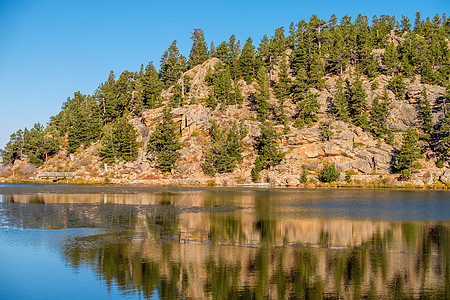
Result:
[0, 179, 448, 194]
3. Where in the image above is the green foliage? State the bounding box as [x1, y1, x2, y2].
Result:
[349, 76, 369, 129]
[160, 40, 186, 87]
[237, 37, 257, 83]
[345, 170, 353, 183]
[370, 88, 391, 138]
[300, 168, 308, 184]
[53, 92, 102, 153]
[23, 123, 59, 166]
[418, 88, 433, 136]
[3, 124, 59, 166]
[252, 122, 284, 182]
[333, 77, 350, 121]
[204, 121, 247, 176]
[253, 66, 272, 120]
[387, 74, 406, 100]
[274, 56, 292, 104]
[141, 62, 163, 109]
[318, 163, 340, 183]
[319, 121, 332, 141]
[2, 129, 25, 166]
[393, 127, 423, 179]
[100, 119, 140, 164]
[147, 108, 182, 172]
[294, 91, 320, 127]
[187, 29, 208, 69]
[384, 42, 400, 75]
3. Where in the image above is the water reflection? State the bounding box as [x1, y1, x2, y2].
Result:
[0, 190, 449, 299]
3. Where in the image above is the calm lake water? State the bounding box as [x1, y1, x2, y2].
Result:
[0, 185, 449, 299]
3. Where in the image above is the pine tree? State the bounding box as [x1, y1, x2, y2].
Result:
[349, 76, 369, 129]
[160, 40, 186, 87]
[370, 88, 391, 138]
[59, 92, 102, 153]
[95, 70, 117, 123]
[141, 62, 163, 109]
[393, 127, 422, 179]
[418, 87, 433, 136]
[274, 56, 292, 104]
[294, 91, 320, 127]
[333, 77, 350, 121]
[187, 29, 208, 69]
[204, 121, 246, 176]
[101, 119, 139, 163]
[291, 68, 309, 103]
[237, 37, 256, 83]
[24, 123, 59, 166]
[2, 129, 24, 165]
[384, 42, 400, 75]
[254, 66, 272, 120]
[252, 122, 284, 182]
[147, 108, 182, 172]
[388, 74, 407, 100]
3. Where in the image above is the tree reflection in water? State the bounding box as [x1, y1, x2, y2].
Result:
[1, 191, 449, 299]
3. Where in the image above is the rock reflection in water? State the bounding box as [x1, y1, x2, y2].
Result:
[0, 190, 449, 299]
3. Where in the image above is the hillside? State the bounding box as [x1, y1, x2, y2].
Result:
[1, 13, 450, 187]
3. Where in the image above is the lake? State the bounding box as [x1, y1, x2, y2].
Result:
[0, 185, 449, 299]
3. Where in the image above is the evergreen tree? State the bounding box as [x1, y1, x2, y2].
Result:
[436, 102, 450, 159]
[188, 29, 208, 69]
[291, 68, 309, 103]
[387, 74, 407, 100]
[95, 71, 117, 123]
[254, 66, 272, 120]
[204, 121, 246, 176]
[160, 40, 186, 87]
[418, 87, 433, 136]
[294, 91, 320, 127]
[55, 92, 102, 153]
[308, 53, 325, 89]
[333, 77, 350, 121]
[170, 84, 184, 107]
[349, 76, 369, 129]
[100, 118, 139, 163]
[318, 163, 340, 183]
[2, 129, 24, 165]
[274, 55, 292, 104]
[141, 62, 163, 109]
[147, 108, 182, 172]
[384, 42, 400, 75]
[252, 122, 284, 182]
[370, 88, 391, 138]
[23, 123, 59, 166]
[205, 63, 233, 108]
[237, 37, 256, 83]
[393, 127, 422, 179]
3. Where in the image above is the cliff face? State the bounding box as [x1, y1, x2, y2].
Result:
[8, 58, 447, 187]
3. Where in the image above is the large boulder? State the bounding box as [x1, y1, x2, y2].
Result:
[440, 169, 450, 184]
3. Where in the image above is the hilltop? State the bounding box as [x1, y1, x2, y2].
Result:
[1, 13, 450, 187]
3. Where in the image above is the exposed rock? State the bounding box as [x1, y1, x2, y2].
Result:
[352, 160, 372, 174]
[440, 169, 450, 184]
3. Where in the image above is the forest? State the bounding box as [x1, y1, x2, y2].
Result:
[2, 12, 450, 183]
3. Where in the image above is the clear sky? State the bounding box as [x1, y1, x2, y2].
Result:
[0, 0, 448, 148]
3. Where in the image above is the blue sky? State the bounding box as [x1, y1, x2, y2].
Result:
[0, 0, 448, 148]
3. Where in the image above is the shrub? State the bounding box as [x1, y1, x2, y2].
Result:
[300, 169, 308, 183]
[345, 171, 353, 183]
[318, 163, 340, 183]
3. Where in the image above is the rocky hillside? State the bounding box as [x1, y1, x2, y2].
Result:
[2, 14, 450, 187]
[2, 57, 444, 187]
